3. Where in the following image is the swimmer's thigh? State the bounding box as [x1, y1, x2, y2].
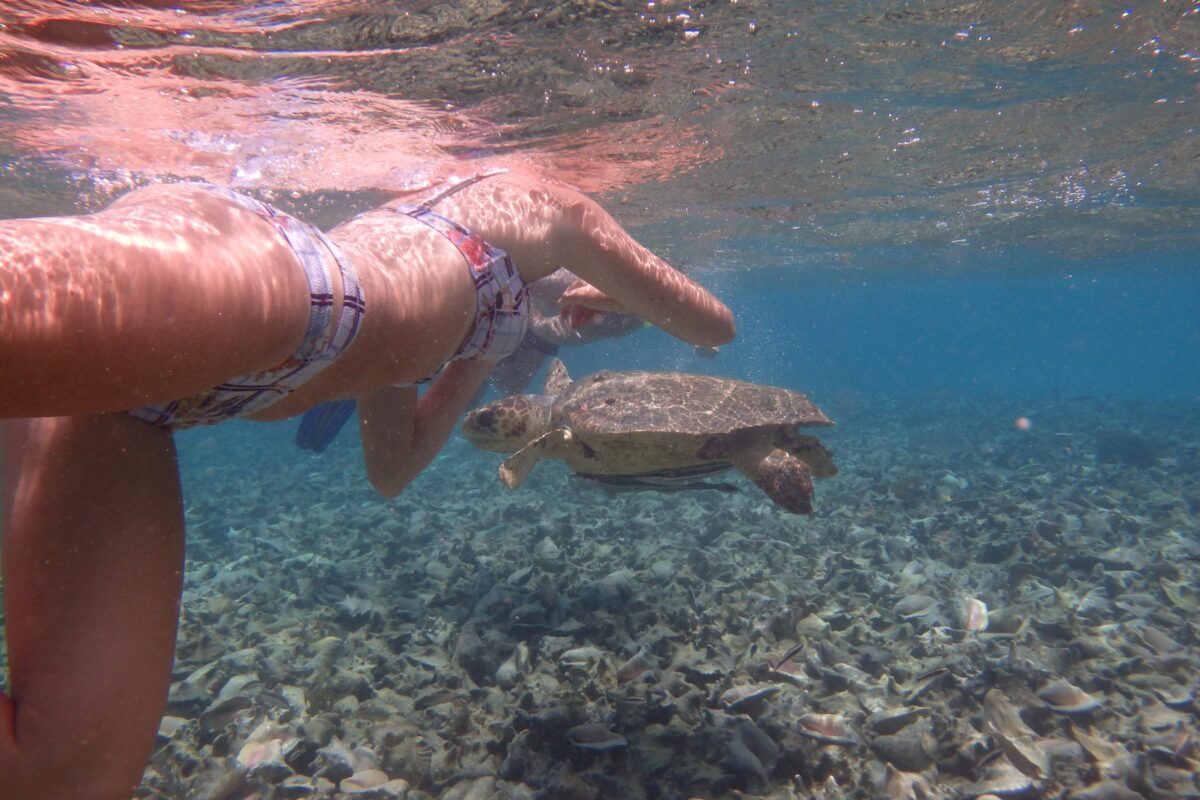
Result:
[0, 413, 184, 800]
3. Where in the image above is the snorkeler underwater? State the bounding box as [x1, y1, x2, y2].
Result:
[1, 2, 1198, 799]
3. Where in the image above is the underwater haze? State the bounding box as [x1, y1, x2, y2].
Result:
[1, 2, 1198, 799]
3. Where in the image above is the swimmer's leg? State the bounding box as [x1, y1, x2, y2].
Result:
[0, 414, 184, 800]
[0, 183, 316, 417]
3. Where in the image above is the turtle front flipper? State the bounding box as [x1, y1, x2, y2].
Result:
[728, 445, 816, 514]
[498, 427, 577, 488]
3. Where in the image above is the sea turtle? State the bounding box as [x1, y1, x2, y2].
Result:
[461, 359, 837, 514]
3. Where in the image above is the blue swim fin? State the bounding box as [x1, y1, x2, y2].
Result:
[296, 399, 356, 453]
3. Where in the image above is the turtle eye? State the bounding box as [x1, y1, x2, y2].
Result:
[474, 409, 496, 429]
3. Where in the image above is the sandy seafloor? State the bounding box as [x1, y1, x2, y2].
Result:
[124, 392, 1200, 799]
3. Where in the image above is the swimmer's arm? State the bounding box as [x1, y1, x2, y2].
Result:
[357, 359, 495, 498]
[434, 174, 734, 348]
[550, 193, 736, 348]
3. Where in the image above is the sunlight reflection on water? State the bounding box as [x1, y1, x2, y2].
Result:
[0, 1, 1196, 271]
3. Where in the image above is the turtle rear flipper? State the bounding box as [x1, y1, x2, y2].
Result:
[729, 446, 816, 514]
[499, 427, 577, 488]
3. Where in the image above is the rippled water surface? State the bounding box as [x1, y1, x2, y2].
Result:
[2, 1, 1197, 271]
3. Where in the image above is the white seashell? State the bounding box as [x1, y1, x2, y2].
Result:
[318, 737, 377, 773]
[796, 712, 857, 746]
[277, 684, 308, 716]
[1065, 780, 1144, 800]
[765, 655, 808, 688]
[535, 535, 561, 565]
[566, 723, 627, 752]
[237, 736, 294, 782]
[1037, 679, 1102, 713]
[156, 716, 188, 741]
[1013, 578, 1055, 605]
[495, 642, 530, 690]
[983, 689, 1036, 740]
[216, 673, 261, 704]
[962, 597, 989, 632]
[649, 560, 675, 580]
[893, 595, 936, 619]
[867, 706, 928, 736]
[559, 646, 605, 670]
[340, 769, 409, 796]
[1071, 727, 1129, 766]
[1153, 685, 1194, 710]
[1159, 577, 1198, 611]
[237, 738, 283, 770]
[1075, 587, 1112, 620]
[1139, 701, 1189, 732]
[968, 756, 1036, 797]
[337, 595, 376, 617]
[991, 732, 1048, 781]
[984, 606, 1026, 635]
[615, 651, 656, 686]
[719, 684, 780, 712]
[903, 665, 951, 703]
[1136, 625, 1182, 654]
[940, 472, 969, 490]
[496, 654, 521, 689]
[307, 636, 345, 675]
[795, 613, 830, 635]
[882, 765, 935, 800]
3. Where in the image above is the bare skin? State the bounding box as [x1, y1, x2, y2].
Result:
[0, 414, 184, 800]
[0, 167, 734, 799]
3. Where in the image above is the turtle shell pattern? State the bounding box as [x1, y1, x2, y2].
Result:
[554, 370, 832, 435]
[548, 370, 833, 476]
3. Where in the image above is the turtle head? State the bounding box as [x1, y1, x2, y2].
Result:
[462, 395, 553, 453]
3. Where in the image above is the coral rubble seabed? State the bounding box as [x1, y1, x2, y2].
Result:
[11, 394, 1200, 799]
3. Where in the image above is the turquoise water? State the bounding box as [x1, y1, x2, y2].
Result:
[566, 261, 1200, 399]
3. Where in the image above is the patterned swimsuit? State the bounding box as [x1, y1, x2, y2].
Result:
[131, 177, 527, 428]
[130, 186, 366, 428]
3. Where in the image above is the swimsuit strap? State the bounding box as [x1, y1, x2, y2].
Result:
[129, 185, 366, 428]
[391, 205, 528, 362]
[412, 168, 510, 211]
[264, 211, 365, 361]
[199, 186, 365, 362]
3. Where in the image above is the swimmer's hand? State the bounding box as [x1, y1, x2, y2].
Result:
[560, 304, 605, 330]
[560, 279, 623, 312]
[560, 279, 621, 329]
[531, 314, 582, 344]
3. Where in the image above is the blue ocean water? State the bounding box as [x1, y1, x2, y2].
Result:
[568, 257, 1200, 400]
